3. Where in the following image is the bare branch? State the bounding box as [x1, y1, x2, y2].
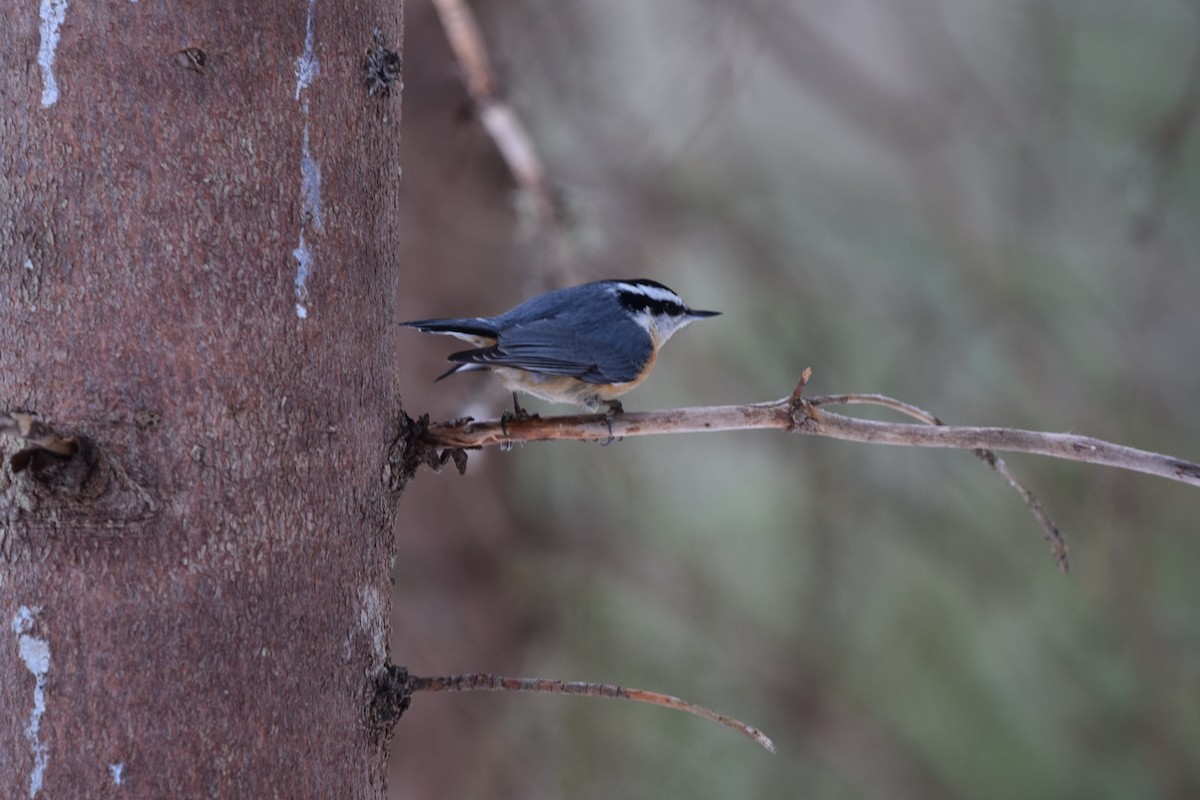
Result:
[419, 385, 1200, 489]
[414, 376, 1196, 571]
[409, 672, 775, 753]
[796, 410, 1200, 487]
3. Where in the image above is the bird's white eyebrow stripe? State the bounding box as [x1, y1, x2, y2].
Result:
[614, 282, 683, 304]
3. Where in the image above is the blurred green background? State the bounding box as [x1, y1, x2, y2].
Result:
[390, 1, 1200, 797]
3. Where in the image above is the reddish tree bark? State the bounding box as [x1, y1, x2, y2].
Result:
[1, 3, 404, 797]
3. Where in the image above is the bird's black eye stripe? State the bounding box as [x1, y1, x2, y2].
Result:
[616, 289, 686, 317]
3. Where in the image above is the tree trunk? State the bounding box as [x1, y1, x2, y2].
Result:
[1, 3, 404, 797]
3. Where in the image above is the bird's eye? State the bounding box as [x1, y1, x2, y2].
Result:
[617, 291, 685, 318]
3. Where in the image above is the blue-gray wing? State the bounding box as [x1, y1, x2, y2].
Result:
[446, 314, 652, 384]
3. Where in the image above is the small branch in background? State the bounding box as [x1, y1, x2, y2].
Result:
[432, 0, 556, 216]
[430, 0, 581, 280]
[407, 670, 775, 753]
[1133, 7, 1200, 242]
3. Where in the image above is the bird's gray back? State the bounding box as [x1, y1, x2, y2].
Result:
[454, 284, 653, 384]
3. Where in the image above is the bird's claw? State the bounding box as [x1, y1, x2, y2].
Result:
[500, 392, 535, 437]
[598, 399, 623, 445]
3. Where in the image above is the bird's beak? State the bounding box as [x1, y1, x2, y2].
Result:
[688, 309, 721, 318]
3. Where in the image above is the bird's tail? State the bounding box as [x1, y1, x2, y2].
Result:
[435, 362, 488, 382]
[399, 317, 497, 336]
[399, 317, 499, 344]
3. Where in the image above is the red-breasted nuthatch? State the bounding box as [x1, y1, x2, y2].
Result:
[401, 279, 720, 411]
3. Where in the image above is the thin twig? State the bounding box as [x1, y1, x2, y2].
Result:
[815, 393, 942, 424]
[812, 393, 1070, 571]
[409, 672, 775, 753]
[973, 449, 1069, 571]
